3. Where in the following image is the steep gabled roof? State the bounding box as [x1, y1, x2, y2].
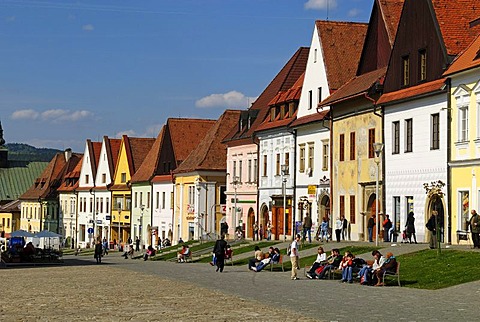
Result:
[174, 110, 242, 174]
[431, 0, 480, 56]
[106, 138, 121, 179]
[0, 161, 48, 201]
[57, 154, 83, 192]
[131, 126, 165, 183]
[379, 0, 405, 45]
[444, 34, 480, 76]
[316, 21, 368, 91]
[167, 118, 216, 165]
[319, 67, 387, 108]
[223, 47, 310, 144]
[124, 137, 155, 175]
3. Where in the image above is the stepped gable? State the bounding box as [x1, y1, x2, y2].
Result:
[316, 21, 368, 92]
[444, 34, 480, 76]
[223, 47, 309, 143]
[319, 67, 387, 108]
[431, 0, 480, 57]
[167, 118, 216, 165]
[130, 126, 165, 183]
[174, 110, 242, 174]
[125, 137, 156, 174]
[20, 153, 68, 200]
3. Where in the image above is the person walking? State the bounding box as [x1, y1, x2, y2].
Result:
[469, 210, 480, 248]
[367, 214, 375, 242]
[213, 234, 227, 272]
[382, 214, 392, 242]
[335, 217, 342, 242]
[341, 216, 348, 240]
[94, 240, 103, 264]
[253, 222, 259, 241]
[290, 234, 301, 280]
[405, 211, 417, 244]
[266, 221, 272, 241]
[426, 211, 438, 249]
[135, 236, 140, 251]
[303, 213, 313, 243]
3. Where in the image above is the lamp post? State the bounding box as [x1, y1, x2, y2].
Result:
[281, 164, 289, 241]
[373, 142, 384, 247]
[232, 176, 240, 230]
[140, 204, 144, 250]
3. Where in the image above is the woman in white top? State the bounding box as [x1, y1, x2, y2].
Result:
[335, 218, 343, 242]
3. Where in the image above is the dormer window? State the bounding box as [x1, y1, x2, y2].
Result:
[270, 107, 276, 121]
[308, 90, 313, 110]
[289, 102, 294, 117]
[85, 174, 89, 184]
[402, 55, 410, 86]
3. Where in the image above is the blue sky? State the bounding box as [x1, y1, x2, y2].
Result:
[0, 0, 372, 152]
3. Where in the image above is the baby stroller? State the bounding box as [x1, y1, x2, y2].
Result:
[401, 230, 409, 243]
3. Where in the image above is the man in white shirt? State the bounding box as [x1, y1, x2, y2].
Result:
[290, 234, 301, 280]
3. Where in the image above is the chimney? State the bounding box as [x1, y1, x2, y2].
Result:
[64, 148, 72, 162]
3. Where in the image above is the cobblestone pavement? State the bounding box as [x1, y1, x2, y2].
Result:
[2, 242, 479, 321]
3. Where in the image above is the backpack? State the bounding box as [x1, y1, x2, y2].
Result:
[286, 245, 291, 256]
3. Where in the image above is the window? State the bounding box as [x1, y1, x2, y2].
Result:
[392, 121, 400, 154]
[460, 191, 469, 231]
[340, 196, 345, 220]
[288, 102, 294, 117]
[393, 197, 400, 233]
[253, 158, 258, 182]
[139, 192, 143, 208]
[100, 198, 104, 213]
[270, 107, 276, 121]
[134, 192, 138, 208]
[308, 144, 314, 170]
[459, 106, 469, 141]
[322, 141, 329, 171]
[402, 55, 410, 86]
[85, 174, 89, 184]
[285, 152, 290, 172]
[89, 197, 93, 213]
[162, 192, 166, 209]
[419, 49, 427, 81]
[276, 154, 281, 175]
[299, 144, 305, 172]
[156, 192, 159, 209]
[318, 87, 322, 103]
[368, 129, 375, 158]
[308, 90, 313, 110]
[405, 119, 413, 152]
[339, 134, 345, 161]
[263, 155, 267, 177]
[147, 192, 150, 208]
[314, 48, 317, 63]
[406, 196, 414, 218]
[239, 161, 243, 182]
[349, 132, 355, 160]
[96, 197, 99, 213]
[121, 173, 126, 183]
[349, 195, 355, 224]
[431, 113, 439, 150]
[233, 161, 237, 178]
[248, 159, 252, 183]
[188, 186, 195, 206]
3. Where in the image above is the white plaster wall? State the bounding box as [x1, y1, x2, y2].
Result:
[130, 184, 151, 247]
[384, 94, 448, 242]
[152, 182, 174, 242]
[297, 24, 330, 118]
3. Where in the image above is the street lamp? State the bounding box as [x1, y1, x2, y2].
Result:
[373, 142, 384, 247]
[281, 164, 289, 241]
[140, 204, 144, 250]
[232, 176, 240, 230]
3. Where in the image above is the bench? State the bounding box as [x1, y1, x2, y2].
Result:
[269, 254, 284, 272]
[382, 262, 401, 287]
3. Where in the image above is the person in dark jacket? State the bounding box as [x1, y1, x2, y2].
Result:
[426, 211, 438, 249]
[213, 234, 227, 272]
[303, 213, 313, 243]
[374, 252, 397, 286]
[94, 240, 103, 264]
[405, 211, 417, 244]
[367, 214, 375, 242]
[317, 248, 343, 279]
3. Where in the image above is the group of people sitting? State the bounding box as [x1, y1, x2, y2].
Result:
[305, 247, 397, 286]
[248, 246, 281, 272]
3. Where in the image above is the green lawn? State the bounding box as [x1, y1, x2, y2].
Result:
[397, 249, 480, 289]
[151, 241, 216, 261]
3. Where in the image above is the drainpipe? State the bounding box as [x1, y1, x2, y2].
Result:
[446, 78, 452, 244]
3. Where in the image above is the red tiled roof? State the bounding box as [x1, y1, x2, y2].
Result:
[57, 154, 83, 192]
[167, 118, 216, 164]
[223, 47, 310, 143]
[174, 110, 242, 174]
[130, 126, 165, 183]
[20, 153, 68, 200]
[444, 34, 480, 76]
[378, 0, 405, 45]
[107, 138, 121, 178]
[126, 137, 155, 174]
[432, 0, 480, 56]
[268, 73, 304, 106]
[290, 109, 330, 127]
[316, 21, 368, 91]
[377, 78, 446, 105]
[319, 67, 387, 108]
[151, 174, 173, 183]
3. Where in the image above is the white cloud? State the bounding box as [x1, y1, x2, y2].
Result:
[116, 130, 136, 138]
[144, 124, 163, 138]
[195, 91, 257, 109]
[82, 24, 94, 31]
[11, 109, 39, 120]
[348, 8, 361, 17]
[304, 0, 337, 10]
[41, 109, 93, 122]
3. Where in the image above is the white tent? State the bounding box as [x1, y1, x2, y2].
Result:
[33, 231, 62, 250]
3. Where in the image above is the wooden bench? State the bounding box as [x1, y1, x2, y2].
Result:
[269, 254, 284, 272]
[382, 262, 401, 286]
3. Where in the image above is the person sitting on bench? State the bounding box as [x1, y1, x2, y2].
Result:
[122, 244, 134, 259]
[177, 244, 190, 262]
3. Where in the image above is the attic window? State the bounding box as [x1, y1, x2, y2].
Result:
[402, 55, 410, 86]
[270, 107, 276, 121]
[314, 48, 317, 63]
[419, 49, 427, 81]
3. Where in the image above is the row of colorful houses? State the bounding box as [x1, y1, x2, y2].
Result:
[3, 0, 480, 247]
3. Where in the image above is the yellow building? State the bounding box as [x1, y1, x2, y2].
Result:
[173, 110, 241, 243]
[444, 35, 480, 244]
[110, 135, 154, 244]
